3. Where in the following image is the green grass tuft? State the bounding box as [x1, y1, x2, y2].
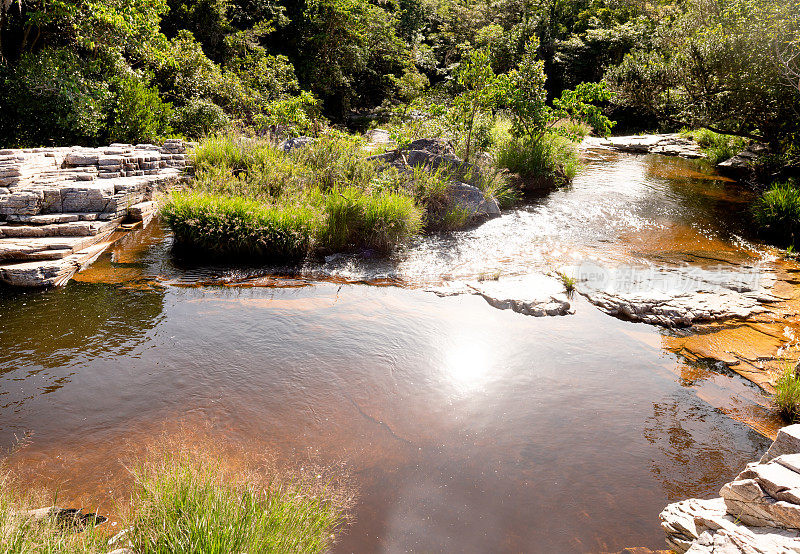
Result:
[774, 362, 800, 423]
[555, 270, 576, 293]
[495, 133, 580, 183]
[125, 453, 349, 554]
[753, 180, 800, 247]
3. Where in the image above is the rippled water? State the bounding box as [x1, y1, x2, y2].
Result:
[0, 149, 787, 552]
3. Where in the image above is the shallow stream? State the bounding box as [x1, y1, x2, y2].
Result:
[0, 147, 793, 552]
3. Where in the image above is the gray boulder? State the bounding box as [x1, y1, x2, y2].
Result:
[281, 136, 315, 153]
[367, 138, 481, 186]
[367, 138, 500, 228]
[717, 144, 769, 179]
[439, 182, 501, 226]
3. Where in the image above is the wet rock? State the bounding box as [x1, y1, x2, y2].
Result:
[598, 134, 704, 159]
[717, 144, 769, 180]
[21, 506, 107, 530]
[471, 275, 573, 317]
[574, 263, 777, 327]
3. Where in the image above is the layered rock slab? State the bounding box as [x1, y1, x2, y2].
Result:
[0, 141, 189, 287]
[661, 425, 800, 553]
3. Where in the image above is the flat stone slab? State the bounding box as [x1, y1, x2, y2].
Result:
[428, 274, 573, 317]
[572, 262, 777, 326]
[594, 134, 705, 159]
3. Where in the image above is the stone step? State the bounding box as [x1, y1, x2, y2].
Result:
[0, 220, 115, 239]
[0, 225, 120, 261]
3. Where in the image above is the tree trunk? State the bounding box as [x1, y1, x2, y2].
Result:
[464, 103, 478, 164]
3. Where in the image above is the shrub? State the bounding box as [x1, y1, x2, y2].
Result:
[0, 48, 110, 146]
[106, 74, 173, 144]
[753, 180, 800, 246]
[774, 362, 800, 422]
[681, 128, 748, 165]
[171, 98, 231, 138]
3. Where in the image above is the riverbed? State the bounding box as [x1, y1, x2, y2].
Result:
[0, 148, 794, 552]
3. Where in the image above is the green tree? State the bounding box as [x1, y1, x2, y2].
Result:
[451, 46, 499, 162]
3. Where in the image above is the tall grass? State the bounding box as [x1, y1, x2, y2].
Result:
[0, 472, 106, 554]
[495, 133, 580, 183]
[774, 362, 800, 422]
[322, 187, 422, 251]
[0, 444, 353, 554]
[753, 180, 800, 246]
[681, 128, 748, 165]
[162, 192, 320, 259]
[125, 452, 350, 554]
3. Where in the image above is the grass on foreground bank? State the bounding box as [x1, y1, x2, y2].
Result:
[0, 451, 352, 554]
[162, 133, 516, 260]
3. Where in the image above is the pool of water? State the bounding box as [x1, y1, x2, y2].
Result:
[0, 149, 787, 552]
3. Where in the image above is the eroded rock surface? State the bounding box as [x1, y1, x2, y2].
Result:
[597, 134, 705, 159]
[661, 425, 800, 553]
[574, 263, 781, 327]
[428, 274, 573, 317]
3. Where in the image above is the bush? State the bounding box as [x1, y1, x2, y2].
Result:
[774, 363, 800, 422]
[106, 74, 173, 144]
[753, 181, 800, 246]
[171, 98, 231, 138]
[495, 133, 580, 183]
[0, 48, 110, 147]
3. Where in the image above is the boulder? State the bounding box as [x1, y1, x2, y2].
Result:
[281, 136, 315, 153]
[439, 182, 500, 226]
[367, 138, 501, 229]
[717, 144, 769, 179]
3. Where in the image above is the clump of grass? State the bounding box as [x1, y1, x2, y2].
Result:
[680, 128, 748, 165]
[774, 362, 800, 422]
[322, 186, 422, 252]
[495, 133, 580, 184]
[555, 270, 576, 293]
[161, 192, 320, 260]
[753, 180, 800, 247]
[0, 471, 107, 553]
[125, 451, 351, 554]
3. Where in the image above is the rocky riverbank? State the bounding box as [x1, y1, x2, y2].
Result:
[661, 424, 800, 552]
[0, 141, 189, 287]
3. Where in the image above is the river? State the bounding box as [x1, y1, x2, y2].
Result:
[0, 147, 791, 552]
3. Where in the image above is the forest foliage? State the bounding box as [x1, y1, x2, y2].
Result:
[0, 0, 797, 159]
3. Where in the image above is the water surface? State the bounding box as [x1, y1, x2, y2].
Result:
[0, 149, 786, 552]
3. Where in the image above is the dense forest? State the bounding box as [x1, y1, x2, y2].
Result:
[0, 0, 798, 158]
